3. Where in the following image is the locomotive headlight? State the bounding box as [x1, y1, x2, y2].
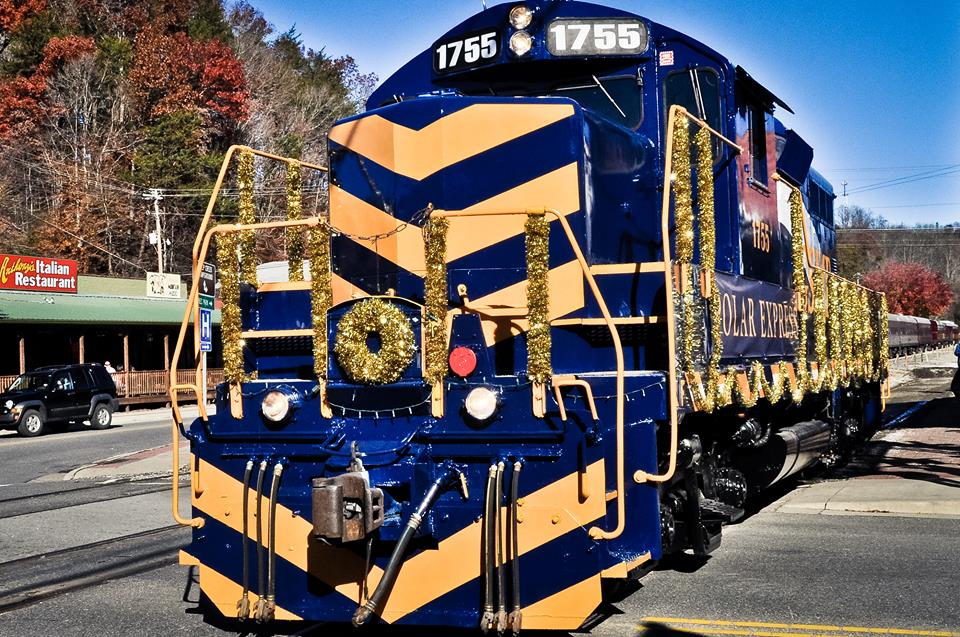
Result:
[509, 5, 533, 29]
[464, 387, 499, 422]
[509, 30, 533, 57]
[261, 389, 297, 423]
[3, 400, 12, 410]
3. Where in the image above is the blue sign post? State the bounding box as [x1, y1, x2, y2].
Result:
[199, 307, 213, 352]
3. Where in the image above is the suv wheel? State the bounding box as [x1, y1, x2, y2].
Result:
[18, 410, 45, 437]
[90, 403, 113, 430]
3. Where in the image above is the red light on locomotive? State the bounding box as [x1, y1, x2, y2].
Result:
[449, 346, 478, 377]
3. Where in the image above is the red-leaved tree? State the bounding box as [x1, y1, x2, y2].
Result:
[863, 262, 954, 318]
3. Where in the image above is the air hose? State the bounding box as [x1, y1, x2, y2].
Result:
[253, 460, 268, 620]
[494, 462, 507, 633]
[508, 461, 523, 634]
[480, 464, 497, 632]
[237, 460, 254, 619]
[260, 462, 283, 622]
[352, 466, 463, 627]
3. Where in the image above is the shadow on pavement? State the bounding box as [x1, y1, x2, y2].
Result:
[838, 396, 960, 489]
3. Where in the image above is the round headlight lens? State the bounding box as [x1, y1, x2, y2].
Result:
[509, 5, 533, 29]
[464, 387, 499, 422]
[509, 30, 533, 57]
[261, 390, 291, 423]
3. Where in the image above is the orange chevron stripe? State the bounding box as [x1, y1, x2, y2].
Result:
[331, 271, 370, 304]
[451, 260, 585, 347]
[329, 103, 575, 180]
[329, 162, 580, 276]
[187, 551, 302, 621]
[191, 455, 606, 624]
[330, 185, 426, 274]
[522, 574, 602, 630]
[377, 458, 606, 623]
[446, 161, 580, 262]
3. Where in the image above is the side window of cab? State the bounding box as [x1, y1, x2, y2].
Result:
[663, 67, 723, 160]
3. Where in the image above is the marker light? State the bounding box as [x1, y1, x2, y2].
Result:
[261, 390, 292, 423]
[464, 387, 499, 422]
[509, 30, 533, 57]
[449, 346, 478, 378]
[509, 5, 533, 29]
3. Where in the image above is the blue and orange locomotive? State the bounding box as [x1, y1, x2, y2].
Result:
[169, 1, 887, 631]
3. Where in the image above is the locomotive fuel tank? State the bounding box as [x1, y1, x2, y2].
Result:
[732, 420, 831, 492]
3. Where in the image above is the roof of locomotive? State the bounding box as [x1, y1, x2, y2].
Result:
[366, 0, 739, 110]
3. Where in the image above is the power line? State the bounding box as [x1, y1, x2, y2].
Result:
[847, 164, 960, 195]
[21, 210, 147, 273]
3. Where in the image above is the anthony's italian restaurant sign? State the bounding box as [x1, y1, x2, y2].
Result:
[0, 253, 78, 293]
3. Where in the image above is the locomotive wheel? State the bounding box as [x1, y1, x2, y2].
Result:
[90, 404, 113, 430]
[18, 409, 45, 437]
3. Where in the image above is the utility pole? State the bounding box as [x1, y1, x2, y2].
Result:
[143, 188, 164, 273]
[841, 181, 849, 208]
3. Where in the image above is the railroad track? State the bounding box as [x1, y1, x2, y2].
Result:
[0, 525, 189, 614]
[0, 478, 181, 520]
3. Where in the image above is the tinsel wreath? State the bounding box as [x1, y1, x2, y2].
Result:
[237, 151, 258, 286]
[672, 114, 697, 375]
[423, 216, 448, 386]
[525, 212, 552, 384]
[217, 230, 244, 385]
[286, 161, 305, 282]
[788, 187, 808, 401]
[309, 220, 332, 382]
[334, 298, 416, 385]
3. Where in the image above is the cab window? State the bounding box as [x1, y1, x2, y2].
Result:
[664, 68, 722, 157]
[748, 104, 769, 184]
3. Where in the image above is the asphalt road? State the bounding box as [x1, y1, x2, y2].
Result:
[0, 409, 182, 486]
[0, 373, 957, 636]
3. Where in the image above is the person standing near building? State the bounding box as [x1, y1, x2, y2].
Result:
[104, 361, 116, 373]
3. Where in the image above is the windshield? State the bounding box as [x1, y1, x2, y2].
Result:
[480, 75, 642, 129]
[6, 372, 51, 392]
[548, 76, 641, 129]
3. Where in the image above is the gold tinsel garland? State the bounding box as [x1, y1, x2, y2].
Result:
[672, 115, 698, 375]
[788, 188, 808, 402]
[525, 212, 552, 384]
[216, 230, 244, 385]
[876, 294, 889, 382]
[827, 274, 841, 390]
[237, 151, 258, 286]
[423, 216, 448, 386]
[286, 161, 305, 282]
[695, 127, 726, 411]
[309, 220, 332, 381]
[334, 298, 416, 385]
[840, 280, 853, 384]
[810, 269, 828, 392]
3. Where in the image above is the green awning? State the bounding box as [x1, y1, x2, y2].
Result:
[0, 291, 221, 325]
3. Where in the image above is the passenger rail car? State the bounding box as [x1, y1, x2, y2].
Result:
[169, 1, 888, 631]
[889, 314, 958, 355]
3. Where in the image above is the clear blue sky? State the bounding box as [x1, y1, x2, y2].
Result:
[254, 0, 960, 226]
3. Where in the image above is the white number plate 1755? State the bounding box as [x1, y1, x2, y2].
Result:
[434, 30, 500, 73]
[547, 19, 648, 57]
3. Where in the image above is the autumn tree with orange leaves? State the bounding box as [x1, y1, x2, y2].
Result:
[0, 0, 375, 276]
[863, 262, 954, 318]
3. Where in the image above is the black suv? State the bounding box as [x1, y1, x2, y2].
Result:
[0, 364, 119, 437]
